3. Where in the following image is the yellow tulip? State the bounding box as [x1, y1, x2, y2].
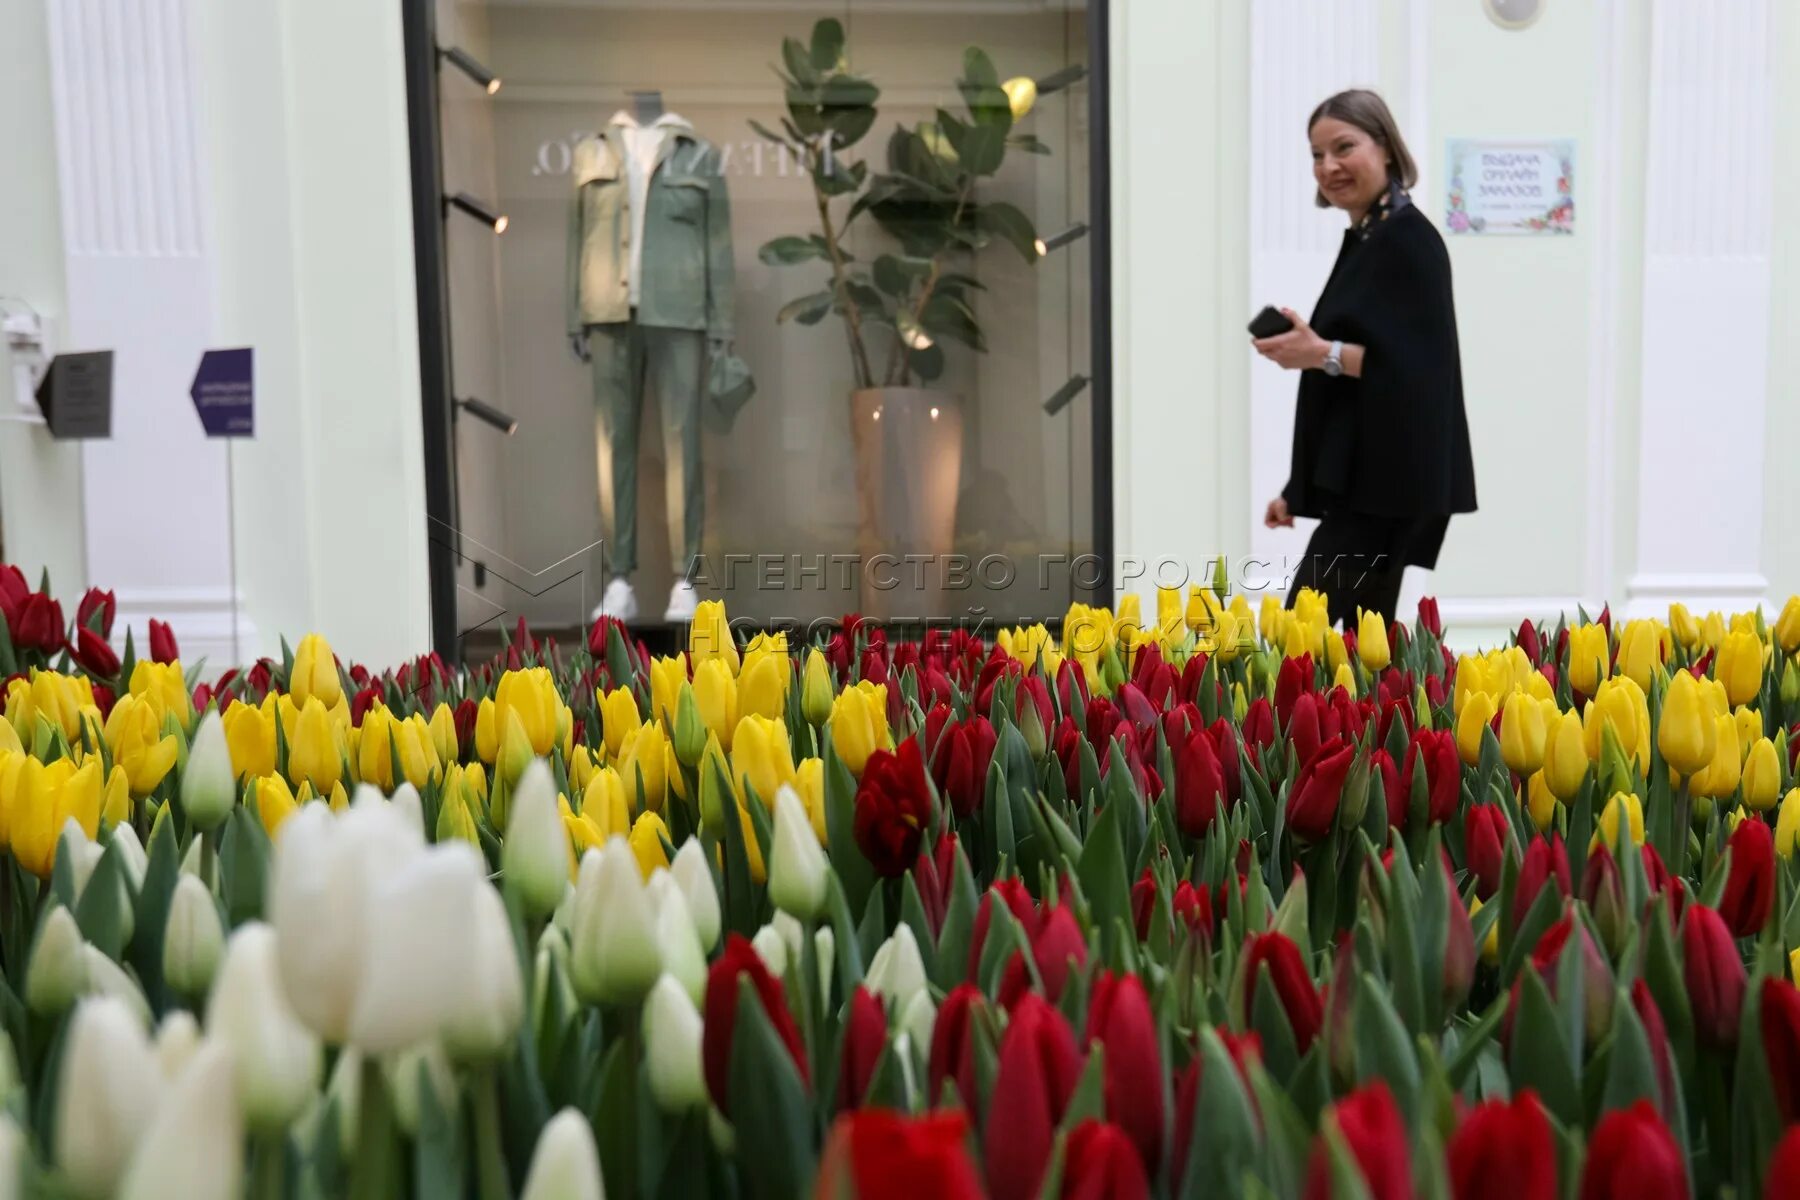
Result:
[290, 634, 342, 708]
[561, 796, 606, 878]
[598, 687, 642, 761]
[1743, 737, 1781, 811]
[1725, 805, 1749, 834]
[1615, 620, 1661, 692]
[689, 599, 740, 677]
[1584, 677, 1649, 767]
[357, 705, 441, 793]
[222, 697, 277, 781]
[731, 715, 796, 807]
[1594, 790, 1644, 853]
[830, 681, 891, 775]
[1471, 895, 1499, 966]
[693, 660, 740, 752]
[1775, 596, 1800, 654]
[1734, 707, 1763, 763]
[1293, 588, 1328, 630]
[1525, 770, 1560, 833]
[1657, 670, 1716, 777]
[1541, 709, 1587, 801]
[1356, 608, 1391, 671]
[103, 693, 180, 797]
[1455, 689, 1498, 768]
[1332, 662, 1356, 695]
[1691, 713, 1740, 800]
[495, 668, 561, 758]
[999, 624, 1055, 669]
[475, 697, 498, 764]
[1500, 691, 1548, 776]
[734, 799, 767, 884]
[1212, 610, 1249, 664]
[1452, 655, 1491, 718]
[1717, 631, 1763, 708]
[1567, 623, 1609, 697]
[437, 787, 481, 848]
[801, 649, 834, 727]
[427, 704, 460, 767]
[649, 656, 686, 730]
[12, 671, 101, 746]
[1697, 610, 1726, 650]
[6, 758, 103, 877]
[792, 757, 827, 845]
[256, 774, 300, 840]
[498, 710, 536, 788]
[1324, 630, 1348, 678]
[583, 766, 632, 834]
[617, 722, 669, 813]
[287, 696, 344, 795]
[1669, 603, 1700, 650]
[1791, 947, 1800, 987]
[629, 811, 672, 878]
[1776, 787, 1800, 858]
[569, 744, 600, 794]
[1258, 594, 1285, 648]
[1283, 618, 1316, 663]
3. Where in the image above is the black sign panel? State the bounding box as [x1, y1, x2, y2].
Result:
[34, 351, 114, 440]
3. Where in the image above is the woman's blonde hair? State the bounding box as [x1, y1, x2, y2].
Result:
[1308, 89, 1417, 208]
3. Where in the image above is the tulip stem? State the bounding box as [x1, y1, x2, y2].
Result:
[199, 826, 218, 890]
[471, 1066, 510, 1200]
[251, 1131, 287, 1200]
[349, 1057, 404, 1200]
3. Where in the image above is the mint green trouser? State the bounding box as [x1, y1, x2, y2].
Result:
[587, 322, 704, 579]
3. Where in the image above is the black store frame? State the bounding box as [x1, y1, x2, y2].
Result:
[402, 0, 1116, 662]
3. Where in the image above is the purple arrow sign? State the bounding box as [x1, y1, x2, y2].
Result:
[190, 348, 254, 437]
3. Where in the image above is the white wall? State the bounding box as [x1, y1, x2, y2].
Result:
[1113, 0, 1793, 652]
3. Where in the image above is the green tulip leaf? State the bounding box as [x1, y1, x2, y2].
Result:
[728, 977, 817, 1200]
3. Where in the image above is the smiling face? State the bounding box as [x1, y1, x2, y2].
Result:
[1310, 117, 1391, 219]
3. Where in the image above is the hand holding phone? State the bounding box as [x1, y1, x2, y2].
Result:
[1248, 305, 1295, 339]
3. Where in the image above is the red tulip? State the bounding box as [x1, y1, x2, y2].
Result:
[1766, 1127, 1800, 1200]
[1242, 697, 1276, 756]
[1516, 618, 1541, 663]
[1170, 1032, 1262, 1187]
[12, 593, 64, 655]
[1174, 725, 1228, 839]
[1641, 845, 1686, 923]
[454, 698, 478, 759]
[1514, 835, 1572, 929]
[1131, 643, 1176, 712]
[1176, 651, 1208, 708]
[1286, 691, 1326, 769]
[350, 685, 382, 727]
[1762, 978, 1800, 1125]
[1368, 749, 1404, 834]
[1418, 597, 1442, 638]
[1084, 972, 1163, 1171]
[984, 993, 1083, 1200]
[1531, 914, 1615, 1045]
[923, 709, 997, 821]
[148, 617, 180, 665]
[969, 879, 1038, 978]
[1682, 904, 1747, 1052]
[1085, 698, 1122, 763]
[1016, 674, 1053, 748]
[1274, 655, 1315, 729]
[814, 1109, 984, 1200]
[1377, 692, 1415, 748]
[1464, 804, 1509, 900]
[1057, 658, 1091, 721]
[1000, 899, 1087, 1008]
[1578, 1101, 1687, 1200]
[837, 986, 887, 1111]
[928, 984, 986, 1110]
[90, 683, 116, 720]
[913, 833, 958, 937]
[1582, 842, 1628, 955]
[1718, 819, 1775, 939]
[1441, 856, 1476, 1014]
[702, 933, 809, 1116]
[0, 565, 29, 627]
[76, 587, 116, 639]
[68, 626, 120, 679]
[853, 738, 933, 878]
[1240, 931, 1323, 1051]
[1060, 1121, 1150, 1200]
[1287, 737, 1355, 844]
[1447, 1091, 1556, 1200]
[1399, 728, 1461, 828]
[1130, 868, 1157, 942]
[1173, 881, 1213, 938]
[1631, 980, 1679, 1121]
[1302, 1080, 1412, 1200]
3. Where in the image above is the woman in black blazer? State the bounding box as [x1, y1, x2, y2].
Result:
[1256, 89, 1477, 631]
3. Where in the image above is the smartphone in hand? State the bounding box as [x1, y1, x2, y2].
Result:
[1248, 306, 1295, 339]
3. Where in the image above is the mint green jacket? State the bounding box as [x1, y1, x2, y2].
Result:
[566, 124, 736, 339]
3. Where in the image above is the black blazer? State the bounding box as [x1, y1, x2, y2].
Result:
[1281, 202, 1477, 570]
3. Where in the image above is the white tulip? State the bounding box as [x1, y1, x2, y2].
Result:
[767, 785, 828, 921]
[750, 923, 789, 979]
[653, 884, 708, 1006]
[815, 926, 837, 1012]
[864, 924, 928, 1013]
[80, 946, 151, 1028]
[670, 840, 721, 951]
[504, 760, 569, 920]
[153, 1011, 203, 1082]
[179, 710, 235, 831]
[443, 882, 525, 1063]
[350, 783, 388, 810]
[519, 1108, 605, 1200]
[109, 823, 148, 890]
[568, 836, 660, 1006]
[163, 874, 224, 999]
[25, 906, 86, 1016]
[642, 975, 706, 1113]
[532, 926, 576, 1047]
[55, 997, 162, 1200]
[345, 842, 486, 1052]
[900, 989, 936, 1059]
[386, 1039, 459, 1137]
[68, 838, 104, 901]
[115, 1042, 243, 1200]
[205, 923, 322, 1131]
[389, 783, 426, 838]
[178, 835, 216, 888]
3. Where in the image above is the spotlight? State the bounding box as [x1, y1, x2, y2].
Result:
[1034, 222, 1088, 257]
[457, 397, 518, 435]
[446, 192, 507, 234]
[439, 45, 501, 95]
[1034, 64, 1088, 96]
[1042, 374, 1089, 415]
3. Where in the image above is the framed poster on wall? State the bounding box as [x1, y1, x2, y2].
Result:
[1445, 139, 1574, 235]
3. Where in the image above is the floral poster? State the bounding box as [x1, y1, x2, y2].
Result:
[1445, 139, 1574, 234]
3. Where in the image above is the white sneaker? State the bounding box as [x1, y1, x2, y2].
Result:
[663, 579, 699, 623]
[593, 576, 637, 622]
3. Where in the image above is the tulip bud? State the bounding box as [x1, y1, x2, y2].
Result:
[1659, 670, 1716, 778]
[646, 872, 708, 1004]
[674, 684, 709, 769]
[801, 649, 834, 727]
[179, 710, 236, 832]
[205, 923, 321, 1132]
[1500, 691, 1547, 777]
[1540, 709, 1587, 801]
[751, 922, 789, 978]
[569, 837, 661, 1006]
[670, 839, 721, 952]
[768, 784, 828, 921]
[114, 1041, 243, 1200]
[1594, 791, 1645, 854]
[1783, 661, 1800, 707]
[504, 760, 569, 919]
[163, 874, 224, 999]
[1683, 905, 1747, 1051]
[1778, 787, 1800, 859]
[389, 783, 426, 839]
[520, 1109, 606, 1200]
[386, 1040, 459, 1137]
[1744, 738, 1781, 812]
[110, 823, 148, 891]
[27, 906, 88, 1016]
[57, 997, 163, 1199]
[865, 924, 929, 1014]
[154, 1011, 202, 1082]
[1455, 690, 1498, 768]
[1582, 843, 1629, 957]
[642, 974, 707, 1112]
[443, 883, 525, 1063]
[82, 944, 152, 1027]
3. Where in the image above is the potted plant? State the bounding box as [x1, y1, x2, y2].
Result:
[754, 19, 1047, 614]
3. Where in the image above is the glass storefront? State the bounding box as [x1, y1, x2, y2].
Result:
[420, 0, 1106, 642]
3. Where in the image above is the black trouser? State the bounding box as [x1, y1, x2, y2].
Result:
[1285, 510, 1409, 630]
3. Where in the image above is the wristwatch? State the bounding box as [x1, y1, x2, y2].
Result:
[1321, 340, 1344, 377]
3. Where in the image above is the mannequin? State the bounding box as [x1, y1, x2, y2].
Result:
[568, 89, 736, 623]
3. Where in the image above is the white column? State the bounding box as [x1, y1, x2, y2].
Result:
[1627, 0, 1774, 618]
[43, 0, 251, 664]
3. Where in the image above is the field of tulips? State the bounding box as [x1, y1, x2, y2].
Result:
[3, 559, 1800, 1198]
